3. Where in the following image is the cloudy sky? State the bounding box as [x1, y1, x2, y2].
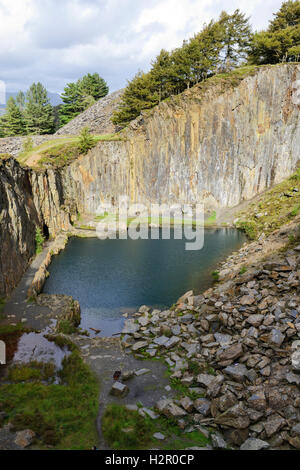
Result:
[0, 0, 284, 95]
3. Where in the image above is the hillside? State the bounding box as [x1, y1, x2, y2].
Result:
[55, 89, 124, 136]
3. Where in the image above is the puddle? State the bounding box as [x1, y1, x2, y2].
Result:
[0, 326, 70, 382]
[13, 332, 67, 369]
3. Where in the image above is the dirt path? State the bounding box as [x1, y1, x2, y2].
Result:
[72, 335, 174, 450]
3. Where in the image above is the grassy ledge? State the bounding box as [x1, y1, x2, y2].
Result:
[235, 168, 300, 239]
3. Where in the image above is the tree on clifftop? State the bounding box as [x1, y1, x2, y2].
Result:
[219, 9, 252, 68]
[249, 1, 300, 64]
[24, 83, 55, 135]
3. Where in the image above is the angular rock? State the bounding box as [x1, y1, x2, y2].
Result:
[131, 341, 148, 352]
[194, 398, 211, 417]
[248, 391, 267, 411]
[268, 329, 285, 347]
[240, 438, 270, 451]
[165, 336, 181, 349]
[217, 343, 243, 362]
[154, 336, 169, 347]
[211, 432, 227, 449]
[263, 414, 286, 437]
[224, 364, 249, 383]
[180, 397, 194, 413]
[110, 382, 129, 398]
[291, 351, 300, 372]
[246, 315, 264, 327]
[15, 430, 36, 448]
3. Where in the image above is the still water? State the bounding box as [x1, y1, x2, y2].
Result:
[43, 229, 246, 336]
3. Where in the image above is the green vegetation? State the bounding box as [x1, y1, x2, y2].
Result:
[78, 127, 96, 154]
[249, 1, 300, 64]
[18, 133, 122, 168]
[102, 404, 209, 450]
[59, 73, 109, 126]
[44, 334, 78, 351]
[239, 266, 248, 275]
[35, 227, 45, 254]
[236, 168, 300, 239]
[212, 270, 220, 282]
[56, 320, 78, 335]
[0, 349, 99, 449]
[22, 136, 34, 153]
[113, 9, 252, 126]
[8, 362, 56, 384]
[0, 323, 28, 336]
[205, 211, 217, 226]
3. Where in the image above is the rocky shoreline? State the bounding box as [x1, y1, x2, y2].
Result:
[118, 215, 300, 450]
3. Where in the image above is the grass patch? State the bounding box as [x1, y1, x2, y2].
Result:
[102, 404, 209, 450]
[211, 270, 220, 282]
[18, 133, 124, 168]
[235, 168, 300, 239]
[56, 319, 78, 335]
[8, 362, 56, 384]
[0, 349, 99, 450]
[205, 211, 217, 226]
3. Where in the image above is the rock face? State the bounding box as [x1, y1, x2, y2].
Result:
[59, 64, 300, 212]
[0, 157, 72, 296]
[55, 89, 124, 136]
[0, 64, 300, 295]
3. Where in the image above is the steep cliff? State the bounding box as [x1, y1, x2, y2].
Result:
[0, 157, 72, 296]
[60, 64, 300, 213]
[0, 64, 300, 296]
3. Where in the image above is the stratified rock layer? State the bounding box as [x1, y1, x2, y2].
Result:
[61, 64, 300, 212]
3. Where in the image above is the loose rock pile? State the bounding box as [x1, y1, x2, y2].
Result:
[121, 244, 300, 450]
[55, 90, 124, 136]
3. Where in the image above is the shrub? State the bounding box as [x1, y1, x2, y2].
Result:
[78, 127, 96, 155]
[22, 137, 34, 153]
[35, 227, 45, 254]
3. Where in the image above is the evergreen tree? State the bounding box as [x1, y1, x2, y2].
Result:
[15, 91, 26, 111]
[2, 97, 25, 136]
[79, 73, 109, 100]
[24, 83, 55, 135]
[249, 1, 300, 64]
[112, 72, 159, 126]
[219, 9, 252, 68]
[59, 82, 84, 126]
[59, 73, 109, 127]
[150, 49, 175, 100]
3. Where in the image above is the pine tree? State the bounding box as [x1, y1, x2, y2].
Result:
[59, 73, 109, 127]
[79, 73, 109, 100]
[15, 91, 25, 111]
[249, 1, 300, 64]
[219, 10, 252, 69]
[2, 97, 25, 136]
[150, 50, 175, 100]
[112, 72, 159, 126]
[59, 82, 84, 126]
[24, 83, 55, 135]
